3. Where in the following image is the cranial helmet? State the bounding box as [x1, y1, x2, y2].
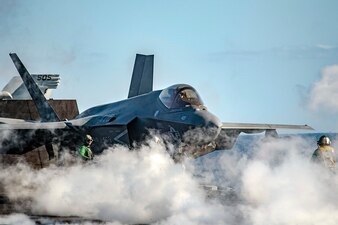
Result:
[317, 135, 331, 146]
[85, 134, 93, 143]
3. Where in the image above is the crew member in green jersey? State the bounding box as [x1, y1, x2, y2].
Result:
[79, 134, 94, 161]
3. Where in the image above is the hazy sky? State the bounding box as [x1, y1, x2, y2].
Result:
[1, 0, 338, 132]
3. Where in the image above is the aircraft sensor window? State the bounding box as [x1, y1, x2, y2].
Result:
[159, 84, 203, 109]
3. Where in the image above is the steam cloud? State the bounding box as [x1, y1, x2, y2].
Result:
[1, 135, 338, 225]
[308, 64, 338, 112]
[0, 138, 227, 224]
[0, 214, 35, 225]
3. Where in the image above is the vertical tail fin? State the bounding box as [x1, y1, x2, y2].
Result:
[128, 54, 154, 98]
[9, 53, 60, 122]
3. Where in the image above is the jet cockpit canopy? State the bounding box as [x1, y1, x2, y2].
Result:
[159, 84, 204, 109]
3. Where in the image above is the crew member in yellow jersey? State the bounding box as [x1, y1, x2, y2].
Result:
[79, 134, 94, 161]
[311, 135, 336, 172]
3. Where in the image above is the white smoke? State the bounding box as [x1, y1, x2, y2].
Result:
[239, 136, 338, 225]
[0, 213, 123, 225]
[308, 64, 338, 112]
[1, 135, 338, 225]
[188, 135, 338, 225]
[0, 138, 227, 224]
[0, 214, 35, 225]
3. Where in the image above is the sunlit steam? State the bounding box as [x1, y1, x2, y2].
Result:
[1, 134, 338, 225]
[239, 136, 338, 225]
[308, 64, 338, 112]
[0, 214, 35, 225]
[0, 138, 226, 224]
[187, 134, 338, 225]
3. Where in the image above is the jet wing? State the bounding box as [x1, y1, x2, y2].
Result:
[0, 116, 93, 130]
[0, 117, 28, 124]
[221, 122, 313, 131]
[214, 122, 314, 150]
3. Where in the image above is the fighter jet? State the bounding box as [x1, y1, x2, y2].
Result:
[0, 74, 60, 100]
[0, 53, 313, 160]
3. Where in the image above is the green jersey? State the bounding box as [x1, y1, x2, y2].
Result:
[79, 145, 93, 160]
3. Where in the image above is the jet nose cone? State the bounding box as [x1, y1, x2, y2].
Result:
[206, 116, 222, 130]
[204, 118, 222, 141]
[195, 109, 221, 126]
[183, 111, 222, 145]
[199, 110, 222, 132]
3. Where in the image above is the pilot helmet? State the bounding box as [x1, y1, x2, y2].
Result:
[317, 135, 331, 146]
[85, 134, 93, 144]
